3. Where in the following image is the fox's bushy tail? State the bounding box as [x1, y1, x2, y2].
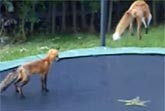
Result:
[0, 70, 18, 93]
[112, 12, 133, 40]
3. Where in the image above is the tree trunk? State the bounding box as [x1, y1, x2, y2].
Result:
[80, 2, 87, 31]
[62, 1, 66, 32]
[30, 22, 34, 34]
[21, 18, 26, 41]
[89, 11, 95, 33]
[47, 2, 52, 34]
[107, 1, 113, 33]
[117, 2, 121, 22]
[0, 23, 4, 36]
[51, 2, 56, 34]
[152, 1, 157, 25]
[72, 1, 77, 33]
[30, 3, 35, 34]
[164, 1, 165, 24]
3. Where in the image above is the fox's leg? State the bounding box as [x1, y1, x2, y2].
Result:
[136, 17, 142, 40]
[129, 17, 134, 36]
[14, 72, 23, 93]
[41, 74, 49, 92]
[129, 21, 134, 36]
[141, 17, 148, 34]
[18, 79, 29, 97]
[14, 78, 22, 93]
[147, 13, 152, 27]
[146, 13, 152, 34]
[17, 71, 29, 97]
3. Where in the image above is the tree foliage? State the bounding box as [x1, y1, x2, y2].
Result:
[0, 0, 164, 43]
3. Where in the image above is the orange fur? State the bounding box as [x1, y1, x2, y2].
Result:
[14, 49, 59, 97]
[113, 0, 152, 40]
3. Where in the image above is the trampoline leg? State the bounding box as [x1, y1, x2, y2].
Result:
[41, 75, 49, 92]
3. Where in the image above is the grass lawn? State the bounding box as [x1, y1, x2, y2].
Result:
[0, 25, 164, 61]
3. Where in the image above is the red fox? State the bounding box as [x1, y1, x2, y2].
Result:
[0, 48, 59, 97]
[112, 0, 152, 40]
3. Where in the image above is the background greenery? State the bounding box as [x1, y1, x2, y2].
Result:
[0, 25, 164, 61]
[0, 0, 164, 41]
[0, 0, 164, 61]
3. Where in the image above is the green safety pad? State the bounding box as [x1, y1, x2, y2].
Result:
[0, 47, 165, 71]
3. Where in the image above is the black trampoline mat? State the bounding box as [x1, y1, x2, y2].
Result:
[0, 55, 164, 111]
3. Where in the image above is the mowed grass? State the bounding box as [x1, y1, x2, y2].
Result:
[107, 25, 165, 47]
[0, 25, 164, 61]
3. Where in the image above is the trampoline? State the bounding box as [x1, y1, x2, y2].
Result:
[0, 47, 164, 111]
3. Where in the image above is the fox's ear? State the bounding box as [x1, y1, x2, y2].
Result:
[126, 11, 131, 15]
[49, 47, 60, 50]
[56, 47, 60, 50]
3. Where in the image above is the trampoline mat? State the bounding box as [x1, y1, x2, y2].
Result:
[0, 55, 164, 111]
